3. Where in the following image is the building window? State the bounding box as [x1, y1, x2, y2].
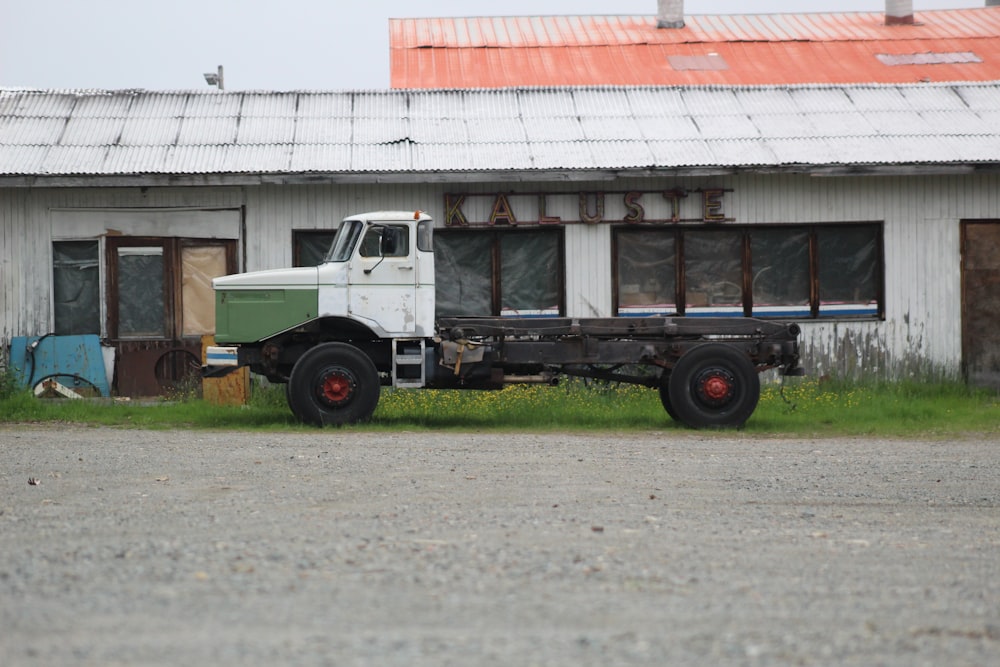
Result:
[616, 231, 676, 315]
[53, 240, 101, 335]
[293, 230, 339, 267]
[435, 229, 564, 317]
[683, 230, 744, 316]
[750, 228, 811, 317]
[106, 237, 236, 340]
[613, 224, 882, 319]
[816, 226, 880, 318]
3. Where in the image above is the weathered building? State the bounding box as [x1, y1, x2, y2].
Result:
[1, 82, 999, 394]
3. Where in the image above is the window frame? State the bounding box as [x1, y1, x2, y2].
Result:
[293, 229, 340, 267]
[434, 227, 566, 317]
[105, 236, 237, 341]
[52, 239, 103, 336]
[612, 222, 884, 320]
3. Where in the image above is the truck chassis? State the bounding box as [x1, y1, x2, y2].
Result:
[231, 314, 802, 430]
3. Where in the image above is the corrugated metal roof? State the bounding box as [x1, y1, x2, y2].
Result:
[392, 9, 1000, 48]
[1, 83, 999, 182]
[389, 8, 1000, 87]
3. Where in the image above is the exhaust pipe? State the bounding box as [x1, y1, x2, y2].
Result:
[885, 0, 914, 25]
[657, 0, 684, 29]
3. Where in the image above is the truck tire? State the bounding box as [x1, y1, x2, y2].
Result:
[667, 344, 759, 429]
[657, 373, 680, 422]
[287, 343, 381, 426]
[284, 381, 305, 423]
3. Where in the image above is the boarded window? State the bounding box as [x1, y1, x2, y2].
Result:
[435, 229, 563, 317]
[500, 233, 560, 316]
[614, 224, 882, 319]
[181, 245, 227, 336]
[53, 240, 101, 335]
[616, 231, 676, 315]
[750, 228, 811, 317]
[817, 226, 880, 317]
[684, 231, 743, 314]
[435, 233, 493, 316]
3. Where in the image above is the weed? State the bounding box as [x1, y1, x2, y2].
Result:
[0, 375, 996, 436]
[0, 360, 23, 400]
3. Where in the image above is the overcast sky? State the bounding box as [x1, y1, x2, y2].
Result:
[1, 1, 982, 91]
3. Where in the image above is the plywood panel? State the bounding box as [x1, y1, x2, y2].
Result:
[201, 335, 250, 406]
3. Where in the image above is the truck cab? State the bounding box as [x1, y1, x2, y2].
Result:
[213, 211, 434, 345]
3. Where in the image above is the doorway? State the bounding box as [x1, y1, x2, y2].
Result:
[106, 237, 236, 396]
[961, 221, 1000, 389]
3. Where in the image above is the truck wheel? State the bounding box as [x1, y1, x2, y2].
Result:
[657, 373, 680, 421]
[288, 343, 380, 426]
[284, 381, 305, 422]
[667, 344, 759, 429]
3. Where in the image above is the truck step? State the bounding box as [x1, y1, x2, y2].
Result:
[392, 339, 426, 388]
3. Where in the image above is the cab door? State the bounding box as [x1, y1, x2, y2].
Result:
[348, 224, 416, 335]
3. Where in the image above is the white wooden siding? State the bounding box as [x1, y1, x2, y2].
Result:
[2, 173, 999, 381]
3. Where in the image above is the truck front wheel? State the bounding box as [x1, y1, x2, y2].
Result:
[288, 343, 380, 426]
[667, 344, 760, 429]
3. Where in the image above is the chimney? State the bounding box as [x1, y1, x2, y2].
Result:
[885, 0, 914, 25]
[657, 0, 684, 29]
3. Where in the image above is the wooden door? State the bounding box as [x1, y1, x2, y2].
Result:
[961, 221, 1000, 389]
[106, 237, 236, 397]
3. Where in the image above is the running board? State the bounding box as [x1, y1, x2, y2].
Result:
[392, 338, 426, 388]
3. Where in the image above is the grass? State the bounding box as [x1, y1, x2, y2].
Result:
[0, 376, 997, 437]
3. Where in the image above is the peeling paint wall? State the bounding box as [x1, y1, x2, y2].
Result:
[2, 172, 999, 383]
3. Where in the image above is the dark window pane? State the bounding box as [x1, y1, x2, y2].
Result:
[500, 233, 560, 316]
[616, 230, 676, 315]
[118, 247, 165, 338]
[295, 231, 338, 267]
[53, 241, 100, 335]
[684, 230, 743, 314]
[750, 229, 810, 317]
[359, 225, 409, 258]
[434, 233, 493, 316]
[817, 226, 879, 317]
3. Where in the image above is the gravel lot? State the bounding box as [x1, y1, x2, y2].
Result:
[1, 425, 998, 667]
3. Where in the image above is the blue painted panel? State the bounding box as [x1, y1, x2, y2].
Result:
[9, 335, 111, 397]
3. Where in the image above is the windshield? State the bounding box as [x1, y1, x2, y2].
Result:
[324, 220, 364, 262]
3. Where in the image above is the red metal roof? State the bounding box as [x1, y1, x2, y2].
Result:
[390, 8, 1000, 88]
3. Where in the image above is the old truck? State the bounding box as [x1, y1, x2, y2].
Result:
[204, 211, 803, 429]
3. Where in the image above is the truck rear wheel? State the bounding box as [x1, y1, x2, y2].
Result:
[667, 344, 759, 429]
[288, 343, 380, 426]
[657, 373, 680, 422]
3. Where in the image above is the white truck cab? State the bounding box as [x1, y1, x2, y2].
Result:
[212, 211, 434, 344]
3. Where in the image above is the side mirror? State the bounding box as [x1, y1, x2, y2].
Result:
[380, 228, 400, 256]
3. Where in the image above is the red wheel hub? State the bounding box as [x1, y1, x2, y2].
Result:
[694, 368, 736, 406]
[319, 370, 354, 405]
[701, 374, 732, 401]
